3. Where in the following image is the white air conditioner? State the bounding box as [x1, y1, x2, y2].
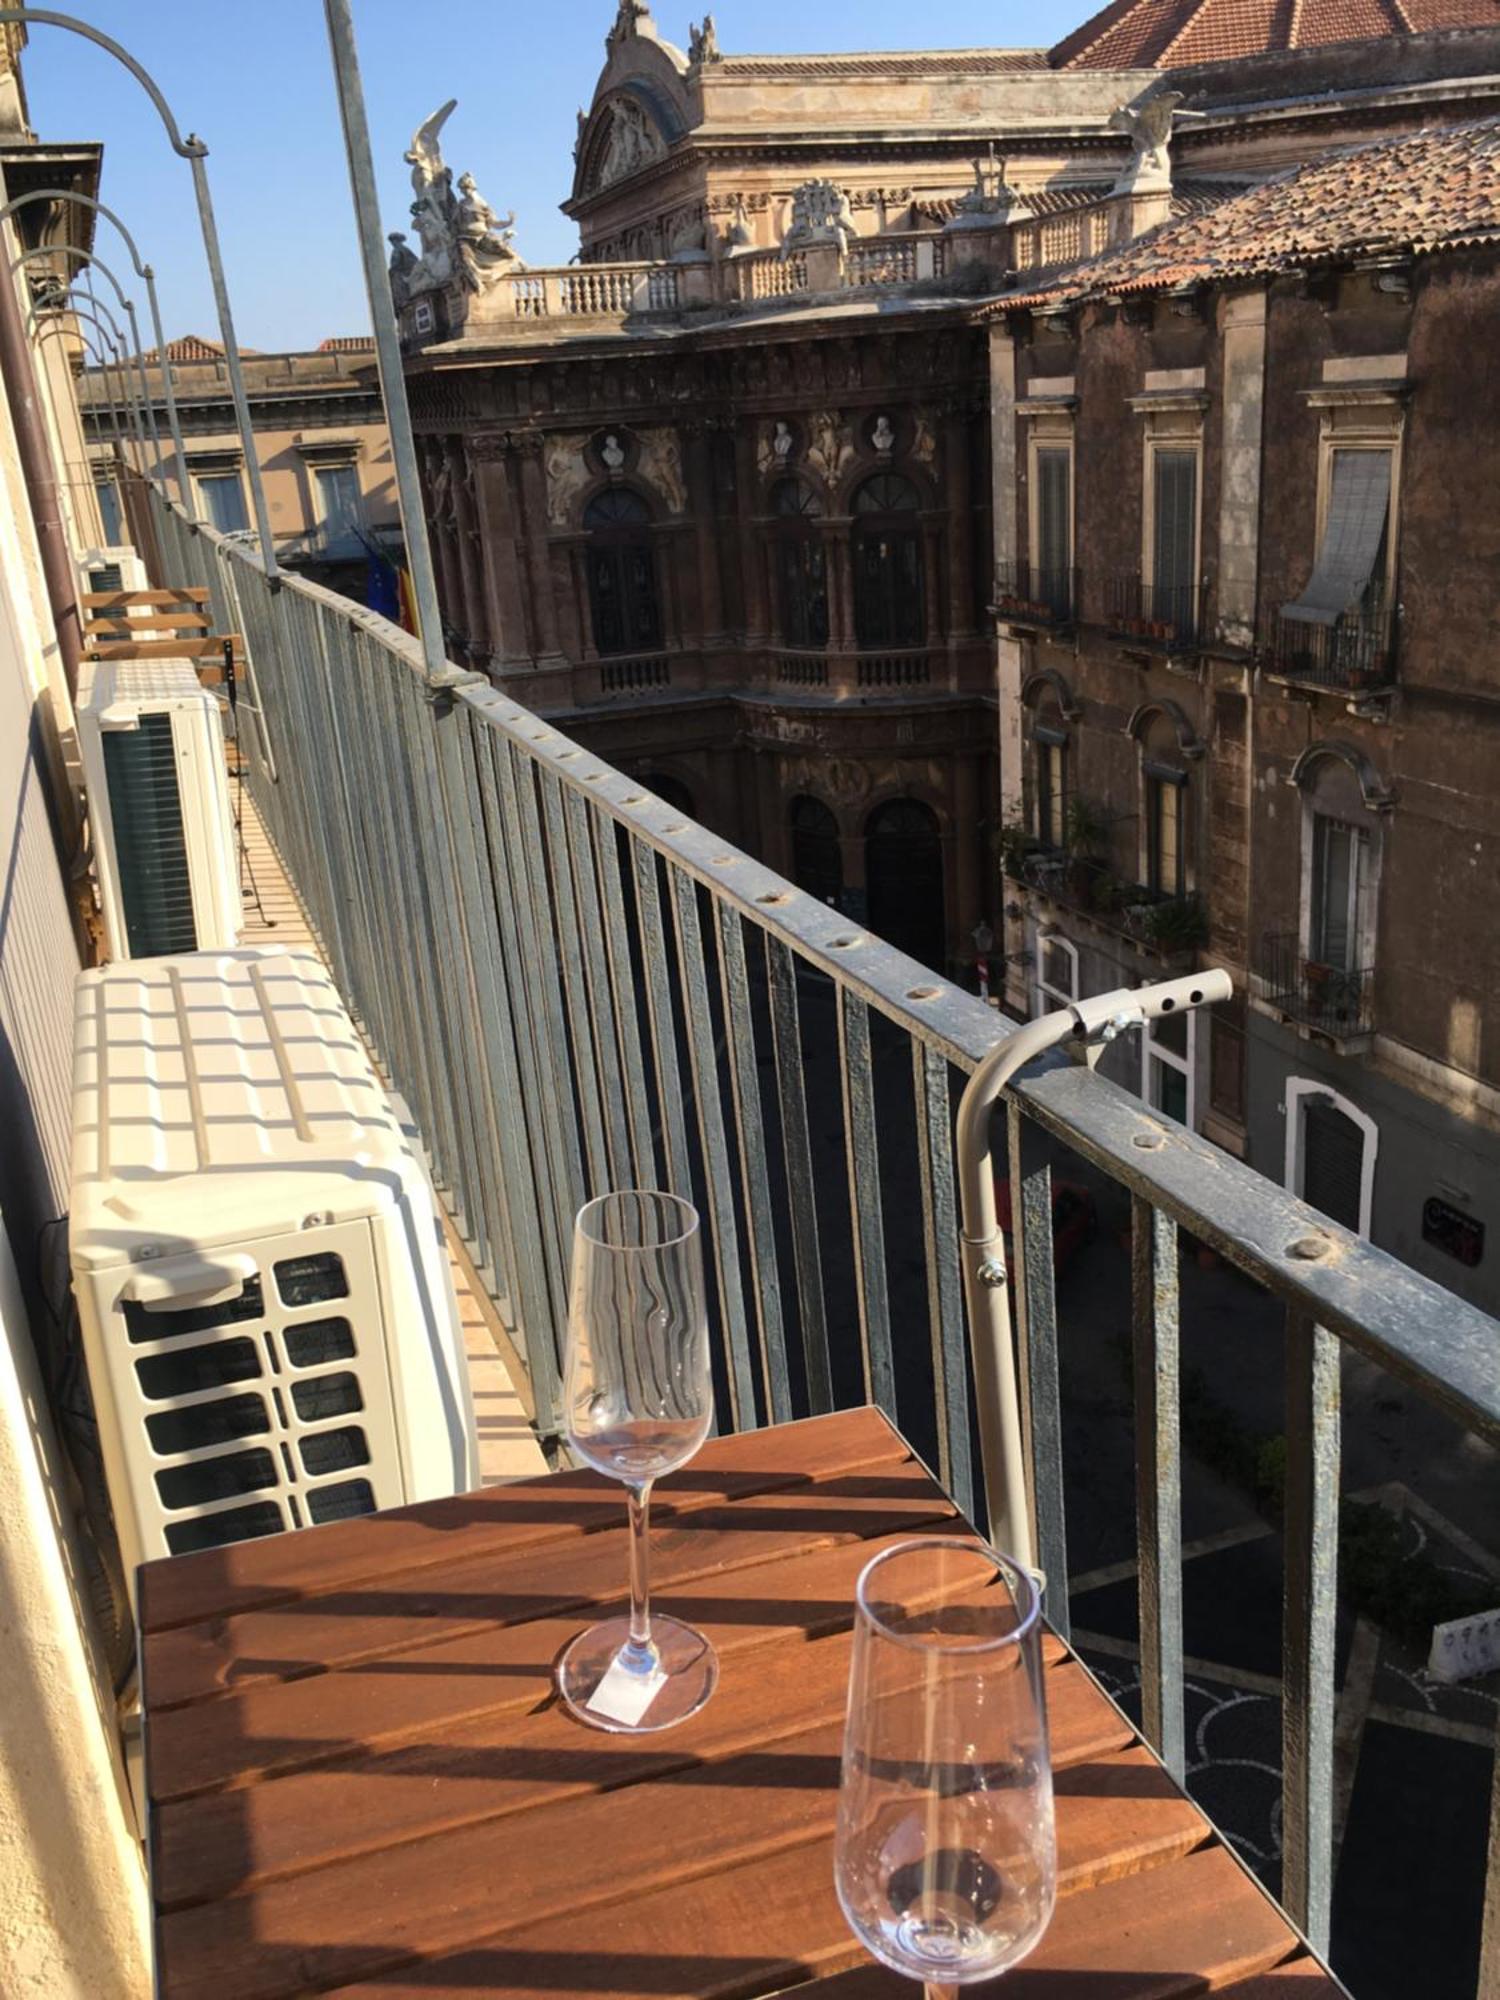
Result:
[69, 948, 480, 1592]
[78, 544, 151, 596]
[76, 656, 242, 959]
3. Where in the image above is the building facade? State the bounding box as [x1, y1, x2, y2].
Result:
[78, 335, 402, 597]
[394, 0, 1500, 1306]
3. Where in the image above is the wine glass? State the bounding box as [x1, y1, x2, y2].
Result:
[835, 1538, 1056, 1998]
[555, 1190, 718, 1734]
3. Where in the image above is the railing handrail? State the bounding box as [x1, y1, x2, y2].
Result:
[160, 489, 1500, 1452]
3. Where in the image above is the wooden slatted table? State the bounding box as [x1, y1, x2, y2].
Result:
[140, 1408, 1345, 1999]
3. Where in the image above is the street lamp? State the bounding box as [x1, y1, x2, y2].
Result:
[0, 186, 194, 510]
[0, 8, 278, 573]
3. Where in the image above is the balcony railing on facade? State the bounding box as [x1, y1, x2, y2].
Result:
[1259, 930, 1375, 1040]
[144, 484, 1500, 1987]
[1020, 846, 1209, 961]
[994, 560, 1078, 633]
[1105, 575, 1207, 655]
[769, 646, 933, 692]
[1263, 594, 1398, 694]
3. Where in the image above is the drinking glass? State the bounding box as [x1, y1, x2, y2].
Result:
[556, 1190, 718, 1733]
[835, 1538, 1056, 1998]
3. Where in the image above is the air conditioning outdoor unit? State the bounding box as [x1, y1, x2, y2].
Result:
[68, 948, 480, 1593]
[78, 544, 151, 595]
[76, 655, 242, 959]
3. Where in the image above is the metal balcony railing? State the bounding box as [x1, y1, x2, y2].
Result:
[147, 486, 1500, 1981]
[1021, 851, 1208, 957]
[1106, 575, 1206, 653]
[1265, 595, 1397, 692]
[1260, 930, 1375, 1037]
[994, 560, 1078, 630]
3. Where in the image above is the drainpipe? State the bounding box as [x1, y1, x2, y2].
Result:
[0, 214, 81, 694]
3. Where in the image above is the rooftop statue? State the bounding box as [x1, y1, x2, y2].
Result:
[394, 101, 525, 300]
[608, 0, 653, 45]
[780, 179, 856, 262]
[403, 100, 460, 293]
[688, 14, 721, 64]
[1108, 89, 1187, 194]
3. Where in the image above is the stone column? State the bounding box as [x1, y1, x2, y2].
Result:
[469, 434, 531, 668]
[921, 519, 943, 648]
[514, 430, 563, 664]
[684, 421, 725, 645]
[424, 438, 465, 647]
[732, 424, 769, 647]
[450, 438, 491, 663]
[944, 400, 975, 639]
[1217, 288, 1268, 650]
[829, 523, 856, 661]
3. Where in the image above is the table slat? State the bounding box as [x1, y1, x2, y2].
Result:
[139, 1405, 909, 1633]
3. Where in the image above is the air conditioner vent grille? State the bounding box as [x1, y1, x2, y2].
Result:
[165, 1500, 284, 1556]
[100, 713, 199, 957]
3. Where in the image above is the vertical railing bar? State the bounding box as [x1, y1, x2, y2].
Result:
[488, 732, 587, 1301]
[428, 695, 522, 1302]
[1008, 1100, 1069, 1628]
[765, 938, 832, 1413]
[1281, 1305, 1340, 1957]
[394, 665, 487, 1255]
[837, 990, 896, 1417]
[715, 908, 792, 1426]
[473, 727, 573, 1353]
[669, 865, 757, 1431]
[1131, 1193, 1184, 1782]
[356, 630, 446, 1157]
[589, 803, 657, 1187]
[1479, 1721, 1500, 2000]
[912, 1042, 973, 1523]
[437, 704, 563, 1427]
[346, 629, 421, 1088]
[537, 766, 611, 1193]
[561, 785, 632, 1187]
[631, 840, 693, 1198]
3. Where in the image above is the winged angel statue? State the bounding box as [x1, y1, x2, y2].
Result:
[392, 100, 523, 302]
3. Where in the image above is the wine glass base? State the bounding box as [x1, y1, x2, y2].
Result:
[556, 1614, 718, 1734]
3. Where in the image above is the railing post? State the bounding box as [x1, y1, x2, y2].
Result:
[1132, 1194, 1184, 1782]
[1282, 1306, 1341, 1956]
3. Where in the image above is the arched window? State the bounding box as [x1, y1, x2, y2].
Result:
[790, 795, 842, 906]
[584, 487, 662, 657]
[852, 473, 924, 649]
[770, 479, 828, 649]
[1135, 708, 1189, 896]
[865, 798, 946, 970]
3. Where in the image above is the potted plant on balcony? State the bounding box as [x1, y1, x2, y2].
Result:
[997, 817, 1035, 882]
[1144, 895, 1209, 955]
[1303, 959, 1333, 1006]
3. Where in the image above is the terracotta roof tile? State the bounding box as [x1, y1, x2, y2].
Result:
[1050, 0, 1500, 66]
[989, 117, 1500, 309]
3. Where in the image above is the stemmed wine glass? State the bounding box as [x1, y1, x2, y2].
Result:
[835, 1538, 1056, 1998]
[556, 1190, 719, 1734]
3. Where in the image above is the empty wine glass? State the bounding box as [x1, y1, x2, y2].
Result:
[835, 1538, 1056, 1998]
[556, 1190, 718, 1734]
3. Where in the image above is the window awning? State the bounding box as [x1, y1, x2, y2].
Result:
[1282, 450, 1390, 627]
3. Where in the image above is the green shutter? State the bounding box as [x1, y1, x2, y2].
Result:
[101, 714, 200, 957]
[1036, 449, 1070, 578]
[1152, 450, 1197, 602]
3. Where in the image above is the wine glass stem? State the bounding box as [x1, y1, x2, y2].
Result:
[923, 1985, 958, 2000]
[626, 1479, 654, 1655]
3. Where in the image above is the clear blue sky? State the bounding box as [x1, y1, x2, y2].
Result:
[19, 1, 1084, 352]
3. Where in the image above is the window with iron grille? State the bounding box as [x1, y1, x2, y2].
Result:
[1035, 730, 1067, 849]
[1035, 446, 1071, 590]
[585, 487, 662, 656]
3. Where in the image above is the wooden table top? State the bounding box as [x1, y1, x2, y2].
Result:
[140, 1406, 1344, 1999]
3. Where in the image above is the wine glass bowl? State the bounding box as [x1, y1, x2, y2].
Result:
[556, 1190, 718, 1734]
[835, 1538, 1056, 1992]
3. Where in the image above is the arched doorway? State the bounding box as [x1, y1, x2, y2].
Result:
[1285, 1080, 1377, 1236]
[584, 487, 662, 655]
[852, 472, 924, 650]
[865, 798, 946, 970]
[639, 771, 695, 818]
[790, 796, 842, 907]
